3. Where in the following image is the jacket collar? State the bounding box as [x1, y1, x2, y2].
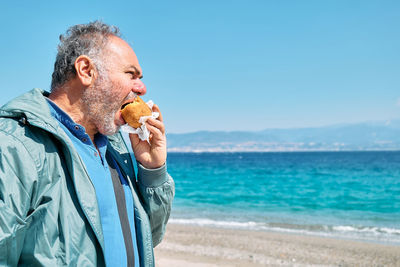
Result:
[0, 88, 60, 135]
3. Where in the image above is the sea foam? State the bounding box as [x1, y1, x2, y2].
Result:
[169, 217, 400, 245]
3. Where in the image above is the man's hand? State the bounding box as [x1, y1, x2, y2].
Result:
[129, 104, 167, 169]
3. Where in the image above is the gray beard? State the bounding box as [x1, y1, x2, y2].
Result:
[81, 75, 122, 136]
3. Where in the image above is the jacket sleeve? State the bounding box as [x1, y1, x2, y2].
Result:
[136, 163, 174, 247]
[0, 133, 37, 266]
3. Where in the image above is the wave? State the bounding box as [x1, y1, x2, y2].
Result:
[169, 217, 400, 245]
[332, 225, 400, 239]
[170, 218, 262, 229]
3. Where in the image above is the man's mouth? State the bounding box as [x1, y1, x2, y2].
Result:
[121, 102, 131, 110]
[120, 92, 138, 110]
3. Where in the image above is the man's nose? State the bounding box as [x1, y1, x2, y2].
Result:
[133, 79, 146, 95]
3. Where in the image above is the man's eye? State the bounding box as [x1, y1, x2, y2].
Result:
[127, 72, 136, 79]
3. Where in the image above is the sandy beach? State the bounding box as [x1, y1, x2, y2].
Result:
[154, 224, 400, 267]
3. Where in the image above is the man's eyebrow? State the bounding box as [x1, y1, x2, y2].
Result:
[128, 66, 143, 79]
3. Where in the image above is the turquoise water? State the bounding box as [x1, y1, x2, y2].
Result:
[166, 151, 400, 245]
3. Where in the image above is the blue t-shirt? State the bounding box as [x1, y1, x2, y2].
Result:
[47, 99, 139, 267]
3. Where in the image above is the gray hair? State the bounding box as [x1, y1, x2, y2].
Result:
[50, 21, 120, 91]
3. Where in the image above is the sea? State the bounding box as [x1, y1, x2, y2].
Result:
[165, 151, 400, 246]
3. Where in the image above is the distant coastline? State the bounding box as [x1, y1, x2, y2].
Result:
[167, 119, 400, 152]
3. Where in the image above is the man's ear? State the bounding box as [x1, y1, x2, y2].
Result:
[74, 55, 96, 86]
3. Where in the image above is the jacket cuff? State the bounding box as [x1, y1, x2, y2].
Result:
[137, 163, 168, 187]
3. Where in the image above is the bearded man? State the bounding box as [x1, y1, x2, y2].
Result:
[0, 21, 174, 267]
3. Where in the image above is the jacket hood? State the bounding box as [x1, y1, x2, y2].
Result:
[0, 88, 59, 133]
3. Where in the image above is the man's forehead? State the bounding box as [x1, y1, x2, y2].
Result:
[104, 36, 140, 68]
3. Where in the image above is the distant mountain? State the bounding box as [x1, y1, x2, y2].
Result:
[166, 120, 400, 152]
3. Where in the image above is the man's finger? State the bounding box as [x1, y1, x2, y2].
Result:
[145, 122, 164, 138]
[146, 118, 165, 135]
[152, 104, 163, 122]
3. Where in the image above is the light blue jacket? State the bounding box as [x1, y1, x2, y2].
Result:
[0, 89, 174, 266]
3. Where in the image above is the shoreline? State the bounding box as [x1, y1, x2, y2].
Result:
[166, 149, 400, 153]
[154, 223, 400, 267]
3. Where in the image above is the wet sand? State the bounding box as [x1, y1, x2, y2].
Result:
[154, 224, 400, 266]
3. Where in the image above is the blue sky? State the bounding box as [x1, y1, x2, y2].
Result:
[0, 0, 399, 133]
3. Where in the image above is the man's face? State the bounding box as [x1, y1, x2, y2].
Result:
[82, 36, 146, 135]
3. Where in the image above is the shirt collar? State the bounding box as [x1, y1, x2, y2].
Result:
[46, 98, 108, 148]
